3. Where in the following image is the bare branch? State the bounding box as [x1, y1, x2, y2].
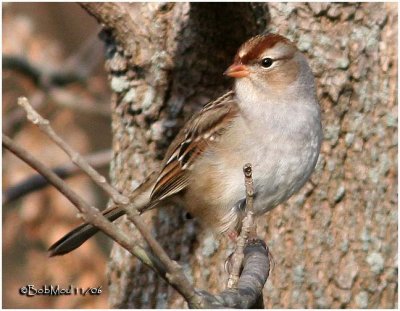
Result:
[3, 149, 112, 205]
[3, 136, 185, 293]
[2, 134, 156, 270]
[17, 97, 127, 205]
[227, 163, 256, 289]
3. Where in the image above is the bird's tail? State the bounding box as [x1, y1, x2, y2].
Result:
[48, 205, 126, 256]
[48, 172, 157, 257]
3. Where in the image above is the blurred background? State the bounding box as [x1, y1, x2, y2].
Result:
[3, 3, 112, 308]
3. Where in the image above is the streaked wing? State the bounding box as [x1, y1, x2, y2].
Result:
[150, 91, 239, 202]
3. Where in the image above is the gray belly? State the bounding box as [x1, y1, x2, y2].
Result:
[249, 126, 321, 215]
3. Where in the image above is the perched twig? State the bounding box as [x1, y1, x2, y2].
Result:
[227, 163, 256, 289]
[3, 149, 112, 205]
[199, 239, 269, 308]
[17, 97, 127, 205]
[243, 163, 256, 237]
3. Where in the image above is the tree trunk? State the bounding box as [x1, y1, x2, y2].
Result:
[84, 3, 397, 308]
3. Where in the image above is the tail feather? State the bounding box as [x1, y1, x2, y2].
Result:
[48, 206, 125, 257]
[48, 172, 158, 257]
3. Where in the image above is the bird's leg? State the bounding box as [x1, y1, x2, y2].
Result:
[228, 230, 238, 241]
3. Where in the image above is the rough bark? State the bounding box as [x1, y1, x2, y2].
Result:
[84, 3, 397, 308]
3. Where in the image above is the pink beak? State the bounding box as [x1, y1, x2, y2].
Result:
[224, 64, 249, 78]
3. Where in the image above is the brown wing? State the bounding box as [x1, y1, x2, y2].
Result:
[150, 91, 239, 202]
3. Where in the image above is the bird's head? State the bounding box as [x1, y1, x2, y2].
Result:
[225, 34, 311, 101]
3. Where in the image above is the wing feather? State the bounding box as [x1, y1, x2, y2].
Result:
[150, 91, 239, 202]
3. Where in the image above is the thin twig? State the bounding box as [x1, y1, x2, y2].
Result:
[3, 149, 112, 205]
[2, 134, 156, 271]
[17, 97, 127, 205]
[227, 163, 256, 289]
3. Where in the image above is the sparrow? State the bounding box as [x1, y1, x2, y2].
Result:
[49, 33, 322, 256]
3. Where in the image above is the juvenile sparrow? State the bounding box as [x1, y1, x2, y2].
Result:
[49, 33, 322, 256]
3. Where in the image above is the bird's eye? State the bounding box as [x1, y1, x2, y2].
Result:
[261, 58, 274, 68]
